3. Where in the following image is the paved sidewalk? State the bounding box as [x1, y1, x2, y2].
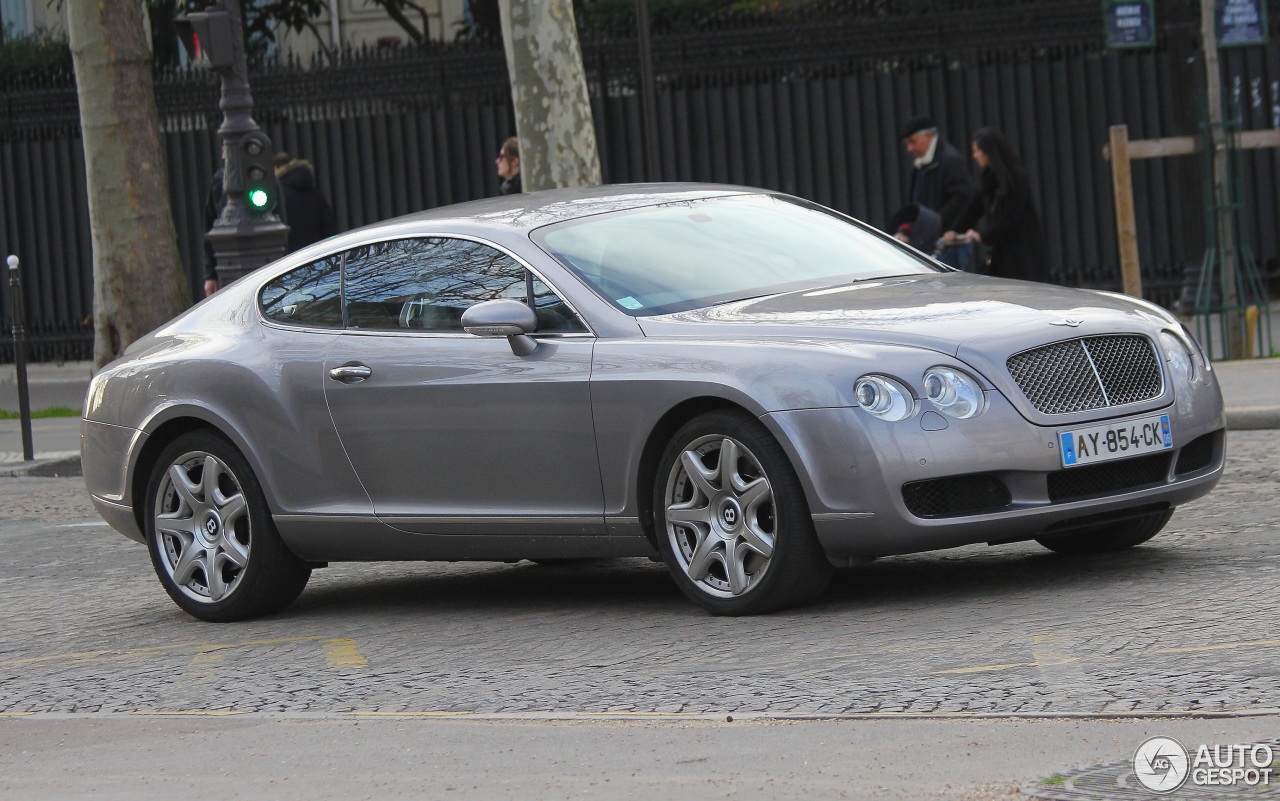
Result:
[0, 361, 89, 476]
[1, 357, 1278, 476]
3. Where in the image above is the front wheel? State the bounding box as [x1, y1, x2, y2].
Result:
[145, 430, 310, 622]
[1035, 508, 1174, 555]
[654, 410, 833, 615]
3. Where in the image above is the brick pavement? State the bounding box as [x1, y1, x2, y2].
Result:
[0, 431, 1275, 718]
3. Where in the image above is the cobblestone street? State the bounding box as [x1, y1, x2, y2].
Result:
[1, 431, 1275, 720]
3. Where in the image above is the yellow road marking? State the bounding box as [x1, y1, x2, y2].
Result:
[185, 650, 225, 680]
[1150, 638, 1280, 655]
[1030, 633, 1080, 668]
[324, 638, 369, 670]
[936, 662, 1036, 675]
[0, 712, 34, 717]
[936, 637, 1280, 675]
[0, 636, 325, 669]
[130, 710, 246, 717]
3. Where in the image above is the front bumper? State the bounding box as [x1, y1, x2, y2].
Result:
[763, 390, 1226, 560]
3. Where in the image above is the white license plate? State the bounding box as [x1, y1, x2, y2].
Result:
[1059, 414, 1172, 467]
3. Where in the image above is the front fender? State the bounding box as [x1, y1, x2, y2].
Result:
[591, 338, 976, 518]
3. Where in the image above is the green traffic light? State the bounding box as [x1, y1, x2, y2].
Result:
[248, 188, 271, 209]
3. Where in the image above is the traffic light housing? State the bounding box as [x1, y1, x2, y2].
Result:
[174, 8, 236, 70]
[239, 132, 278, 213]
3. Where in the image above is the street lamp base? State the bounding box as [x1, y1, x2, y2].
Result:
[209, 218, 289, 287]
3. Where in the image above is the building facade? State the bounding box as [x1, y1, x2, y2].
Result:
[274, 0, 469, 60]
[0, 0, 467, 50]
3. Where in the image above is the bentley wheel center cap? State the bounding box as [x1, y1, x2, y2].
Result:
[200, 511, 222, 544]
[717, 497, 743, 533]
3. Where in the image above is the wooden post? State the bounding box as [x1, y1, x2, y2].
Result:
[1108, 124, 1143, 298]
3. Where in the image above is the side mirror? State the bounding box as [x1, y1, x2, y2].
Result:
[461, 298, 539, 356]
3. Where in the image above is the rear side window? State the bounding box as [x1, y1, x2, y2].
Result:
[260, 255, 342, 327]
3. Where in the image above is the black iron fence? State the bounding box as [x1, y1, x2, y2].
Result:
[2, 1, 1279, 361]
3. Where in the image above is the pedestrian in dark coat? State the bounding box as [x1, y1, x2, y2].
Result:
[202, 167, 225, 296]
[892, 116, 975, 269]
[945, 127, 1049, 283]
[274, 154, 338, 254]
[496, 136, 522, 195]
[899, 116, 974, 235]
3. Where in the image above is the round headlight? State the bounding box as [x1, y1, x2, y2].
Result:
[1159, 330, 1194, 383]
[853, 375, 914, 421]
[922, 367, 984, 419]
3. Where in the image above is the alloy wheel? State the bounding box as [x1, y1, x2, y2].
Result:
[153, 450, 251, 604]
[663, 434, 776, 598]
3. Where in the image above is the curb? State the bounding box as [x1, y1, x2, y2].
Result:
[1225, 406, 1280, 431]
[0, 455, 82, 478]
[5, 708, 1280, 722]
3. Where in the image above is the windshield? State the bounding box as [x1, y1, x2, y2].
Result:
[532, 194, 941, 315]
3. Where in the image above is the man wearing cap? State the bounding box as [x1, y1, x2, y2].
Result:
[896, 115, 975, 270]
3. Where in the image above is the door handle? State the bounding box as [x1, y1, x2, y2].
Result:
[329, 363, 372, 383]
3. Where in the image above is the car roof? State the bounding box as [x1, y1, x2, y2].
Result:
[345, 182, 759, 236]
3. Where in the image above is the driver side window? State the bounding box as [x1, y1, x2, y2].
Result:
[341, 237, 586, 333]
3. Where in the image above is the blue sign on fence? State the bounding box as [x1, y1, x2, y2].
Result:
[1216, 0, 1268, 47]
[1104, 0, 1156, 49]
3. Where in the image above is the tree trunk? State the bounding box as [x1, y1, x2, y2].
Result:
[499, 0, 602, 191]
[68, 0, 189, 369]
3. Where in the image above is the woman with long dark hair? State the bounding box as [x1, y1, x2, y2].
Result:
[943, 127, 1049, 282]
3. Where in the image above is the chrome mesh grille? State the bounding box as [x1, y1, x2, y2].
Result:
[1007, 335, 1162, 415]
[1085, 335, 1163, 406]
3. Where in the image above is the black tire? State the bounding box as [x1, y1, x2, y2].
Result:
[1035, 508, 1174, 555]
[653, 410, 834, 615]
[145, 430, 310, 622]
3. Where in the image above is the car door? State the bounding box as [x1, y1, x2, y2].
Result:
[256, 252, 375, 518]
[322, 235, 605, 536]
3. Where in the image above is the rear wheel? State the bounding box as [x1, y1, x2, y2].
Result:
[1035, 508, 1174, 555]
[145, 431, 310, 622]
[654, 410, 833, 615]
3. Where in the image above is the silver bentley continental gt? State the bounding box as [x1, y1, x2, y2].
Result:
[82, 184, 1225, 621]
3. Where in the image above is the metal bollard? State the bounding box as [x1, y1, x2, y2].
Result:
[7, 255, 34, 461]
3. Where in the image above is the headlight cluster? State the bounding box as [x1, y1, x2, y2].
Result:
[853, 375, 913, 422]
[1159, 330, 1195, 383]
[922, 367, 984, 419]
[854, 368, 985, 421]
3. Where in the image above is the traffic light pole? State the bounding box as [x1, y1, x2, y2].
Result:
[200, 0, 288, 287]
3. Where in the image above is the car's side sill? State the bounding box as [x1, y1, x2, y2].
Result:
[274, 514, 656, 561]
[380, 515, 607, 536]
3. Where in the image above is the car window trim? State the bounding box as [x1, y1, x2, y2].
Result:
[256, 231, 596, 338]
[337, 233, 596, 338]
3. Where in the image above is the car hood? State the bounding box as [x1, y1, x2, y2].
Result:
[637, 272, 1189, 426]
[636, 273, 1174, 359]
